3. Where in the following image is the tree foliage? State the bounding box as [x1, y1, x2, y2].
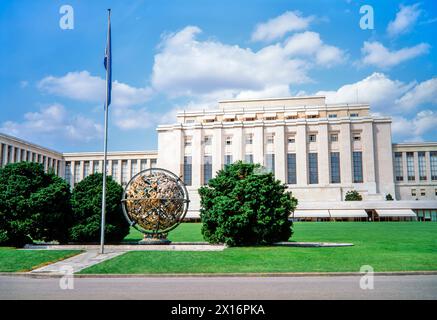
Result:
[345, 190, 363, 201]
[0, 162, 71, 247]
[385, 193, 394, 201]
[199, 161, 297, 246]
[69, 173, 129, 242]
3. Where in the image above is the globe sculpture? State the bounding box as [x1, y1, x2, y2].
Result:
[121, 168, 190, 244]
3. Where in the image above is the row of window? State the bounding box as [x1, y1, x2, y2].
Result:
[394, 151, 437, 182]
[185, 133, 361, 147]
[182, 151, 364, 186]
[65, 159, 157, 185]
[411, 188, 437, 197]
[0, 143, 61, 173]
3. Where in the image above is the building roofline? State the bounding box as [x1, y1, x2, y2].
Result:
[62, 150, 158, 156]
[218, 95, 327, 103]
[392, 142, 437, 147]
[0, 132, 62, 156]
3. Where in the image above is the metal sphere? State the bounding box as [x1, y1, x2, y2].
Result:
[121, 168, 189, 235]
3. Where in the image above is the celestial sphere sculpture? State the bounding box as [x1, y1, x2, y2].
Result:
[121, 168, 189, 244]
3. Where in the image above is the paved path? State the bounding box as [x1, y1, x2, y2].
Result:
[1, 275, 436, 299]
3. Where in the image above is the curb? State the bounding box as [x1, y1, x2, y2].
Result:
[1, 271, 437, 279]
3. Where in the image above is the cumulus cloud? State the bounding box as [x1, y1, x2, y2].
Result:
[387, 3, 421, 37]
[38, 71, 152, 107]
[0, 104, 102, 144]
[392, 110, 437, 142]
[251, 11, 314, 42]
[395, 77, 437, 110]
[361, 41, 430, 69]
[151, 26, 345, 100]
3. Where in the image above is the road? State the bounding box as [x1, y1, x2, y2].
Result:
[1, 275, 436, 300]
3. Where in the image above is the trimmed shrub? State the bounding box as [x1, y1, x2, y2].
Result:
[199, 161, 297, 246]
[345, 190, 363, 201]
[385, 193, 394, 201]
[69, 173, 129, 242]
[0, 162, 71, 247]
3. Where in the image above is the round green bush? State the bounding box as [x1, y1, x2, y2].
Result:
[345, 190, 363, 201]
[199, 161, 297, 246]
[0, 162, 71, 247]
[69, 173, 129, 242]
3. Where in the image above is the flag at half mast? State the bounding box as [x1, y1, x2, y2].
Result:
[104, 9, 112, 107]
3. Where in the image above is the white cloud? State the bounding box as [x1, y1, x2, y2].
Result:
[0, 104, 102, 144]
[284, 31, 346, 66]
[396, 77, 437, 110]
[392, 110, 437, 142]
[387, 3, 421, 37]
[251, 11, 314, 42]
[38, 71, 152, 107]
[151, 26, 346, 100]
[361, 41, 430, 69]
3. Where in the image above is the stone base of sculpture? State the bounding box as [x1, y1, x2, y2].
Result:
[139, 233, 171, 245]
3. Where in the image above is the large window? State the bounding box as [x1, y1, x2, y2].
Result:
[353, 152, 363, 183]
[111, 160, 118, 178]
[150, 159, 157, 168]
[203, 156, 212, 185]
[265, 154, 275, 174]
[287, 153, 296, 184]
[183, 156, 192, 186]
[308, 153, 318, 184]
[418, 152, 427, 181]
[245, 134, 253, 145]
[93, 160, 100, 173]
[121, 160, 128, 185]
[244, 154, 253, 164]
[140, 159, 147, 171]
[131, 160, 138, 177]
[224, 155, 233, 166]
[74, 162, 81, 184]
[431, 151, 437, 181]
[83, 161, 90, 178]
[394, 152, 403, 181]
[406, 152, 415, 181]
[330, 152, 341, 184]
[65, 162, 71, 185]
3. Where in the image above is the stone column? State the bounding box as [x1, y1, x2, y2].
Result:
[340, 122, 352, 184]
[274, 124, 286, 183]
[296, 122, 307, 186]
[362, 121, 377, 192]
[425, 151, 432, 182]
[191, 126, 203, 186]
[253, 125, 264, 166]
[212, 126, 223, 175]
[318, 122, 329, 186]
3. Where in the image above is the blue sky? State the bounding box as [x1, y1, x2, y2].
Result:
[0, 0, 436, 152]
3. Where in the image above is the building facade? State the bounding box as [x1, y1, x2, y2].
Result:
[1, 95, 437, 221]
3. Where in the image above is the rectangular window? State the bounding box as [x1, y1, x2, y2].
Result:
[244, 154, 253, 164]
[150, 159, 157, 168]
[111, 160, 118, 178]
[65, 162, 71, 185]
[431, 151, 437, 180]
[74, 162, 81, 184]
[394, 152, 403, 181]
[245, 134, 253, 145]
[266, 134, 274, 144]
[93, 160, 100, 173]
[140, 159, 147, 171]
[418, 152, 427, 181]
[287, 153, 296, 184]
[350, 113, 359, 117]
[328, 114, 337, 118]
[330, 152, 341, 184]
[183, 156, 192, 186]
[131, 160, 138, 177]
[225, 136, 232, 145]
[330, 134, 338, 142]
[224, 155, 233, 166]
[204, 136, 212, 146]
[203, 156, 212, 185]
[184, 136, 192, 147]
[121, 160, 128, 185]
[353, 152, 363, 183]
[265, 154, 275, 174]
[308, 153, 318, 184]
[411, 189, 416, 197]
[353, 134, 361, 141]
[407, 152, 415, 181]
[308, 134, 317, 143]
[420, 189, 426, 196]
[287, 136, 295, 144]
[83, 161, 90, 178]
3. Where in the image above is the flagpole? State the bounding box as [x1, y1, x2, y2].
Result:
[100, 8, 111, 255]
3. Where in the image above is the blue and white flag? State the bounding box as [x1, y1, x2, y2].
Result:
[104, 10, 112, 107]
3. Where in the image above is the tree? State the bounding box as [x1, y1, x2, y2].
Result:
[385, 193, 394, 201]
[345, 190, 362, 201]
[69, 173, 129, 242]
[0, 162, 71, 247]
[199, 161, 297, 246]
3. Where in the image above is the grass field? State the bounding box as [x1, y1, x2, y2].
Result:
[81, 222, 437, 274]
[0, 248, 81, 272]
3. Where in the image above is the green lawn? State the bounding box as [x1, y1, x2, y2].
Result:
[81, 222, 437, 274]
[0, 248, 82, 272]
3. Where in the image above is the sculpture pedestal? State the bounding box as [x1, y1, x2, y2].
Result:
[138, 233, 171, 245]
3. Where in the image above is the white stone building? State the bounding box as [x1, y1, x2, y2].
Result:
[1, 96, 437, 221]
